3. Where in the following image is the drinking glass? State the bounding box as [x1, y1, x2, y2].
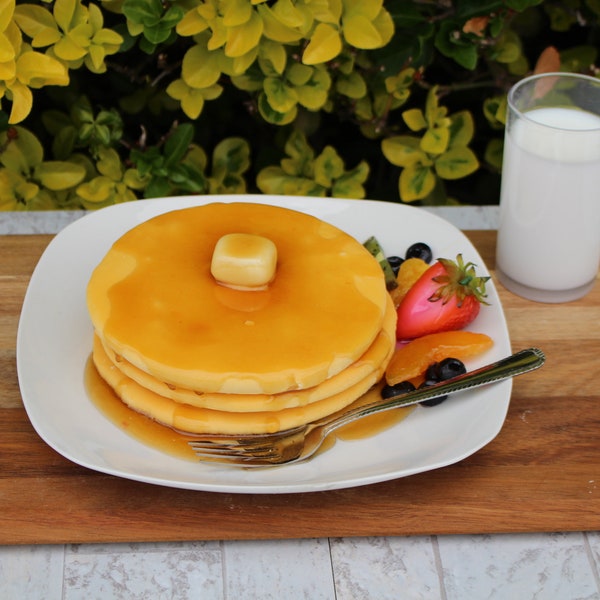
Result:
[496, 72, 600, 303]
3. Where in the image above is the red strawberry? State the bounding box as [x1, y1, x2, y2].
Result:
[395, 254, 490, 340]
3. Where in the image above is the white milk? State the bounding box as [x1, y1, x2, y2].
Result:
[496, 106, 600, 301]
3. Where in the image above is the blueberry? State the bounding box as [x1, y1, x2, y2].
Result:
[381, 380, 416, 400]
[419, 358, 467, 407]
[418, 379, 448, 407]
[424, 363, 441, 383]
[386, 255, 404, 276]
[405, 242, 433, 263]
[436, 357, 467, 381]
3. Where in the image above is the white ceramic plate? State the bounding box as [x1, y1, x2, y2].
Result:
[17, 195, 511, 494]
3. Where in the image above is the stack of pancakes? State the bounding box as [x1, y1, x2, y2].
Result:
[87, 202, 396, 435]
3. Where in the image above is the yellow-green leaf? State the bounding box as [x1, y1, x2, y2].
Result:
[181, 45, 222, 89]
[336, 71, 366, 99]
[5, 81, 34, 124]
[256, 165, 289, 194]
[313, 146, 344, 186]
[123, 168, 148, 190]
[303, 23, 341, 65]
[448, 111, 475, 147]
[284, 129, 313, 161]
[483, 95, 507, 129]
[16, 51, 69, 87]
[53, 0, 86, 33]
[225, 11, 263, 57]
[35, 160, 86, 190]
[342, 14, 382, 49]
[295, 84, 328, 110]
[13, 5, 61, 48]
[311, 0, 342, 22]
[176, 9, 210, 37]
[286, 62, 312, 86]
[0, 0, 15, 32]
[96, 147, 123, 181]
[399, 164, 436, 202]
[257, 92, 297, 125]
[381, 136, 428, 167]
[420, 126, 449, 155]
[222, 0, 253, 27]
[272, 0, 309, 29]
[259, 38, 287, 74]
[263, 76, 297, 112]
[484, 138, 503, 171]
[343, 0, 383, 21]
[371, 8, 394, 46]
[402, 108, 427, 132]
[257, 5, 303, 43]
[77, 175, 114, 202]
[53, 34, 88, 61]
[0, 126, 43, 171]
[435, 147, 479, 180]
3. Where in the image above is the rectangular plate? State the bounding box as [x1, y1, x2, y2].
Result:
[16, 195, 511, 494]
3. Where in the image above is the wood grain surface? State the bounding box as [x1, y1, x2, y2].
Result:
[1, 232, 599, 545]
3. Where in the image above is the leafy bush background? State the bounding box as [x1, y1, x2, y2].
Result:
[0, 0, 598, 211]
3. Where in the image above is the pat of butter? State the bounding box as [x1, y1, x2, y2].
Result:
[211, 233, 278, 290]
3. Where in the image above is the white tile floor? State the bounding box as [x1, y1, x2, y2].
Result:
[2, 533, 600, 599]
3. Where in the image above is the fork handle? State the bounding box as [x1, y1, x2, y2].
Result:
[319, 347, 545, 434]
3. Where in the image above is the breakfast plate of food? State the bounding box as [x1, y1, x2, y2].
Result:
[17, 195, 511, 493]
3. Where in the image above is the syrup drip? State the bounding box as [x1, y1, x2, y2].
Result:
[85, 357, 414, 464]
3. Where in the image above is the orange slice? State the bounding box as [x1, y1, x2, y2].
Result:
[385, 330, 494, 385]
[390, 257, 429, 307]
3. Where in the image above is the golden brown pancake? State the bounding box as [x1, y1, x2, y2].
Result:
[91, 323, 394, 434]
[96, 293, 396, 412]
[87, 202, 388, 395]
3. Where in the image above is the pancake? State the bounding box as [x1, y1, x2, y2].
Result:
[97, 293, 396, 412]
[87, 202, 388, 394]
[92, 321, 394, 434]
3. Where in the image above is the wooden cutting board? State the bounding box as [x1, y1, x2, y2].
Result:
[1, 232, 599, 545]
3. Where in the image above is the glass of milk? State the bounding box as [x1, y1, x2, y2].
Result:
[496, 72, 600, 303]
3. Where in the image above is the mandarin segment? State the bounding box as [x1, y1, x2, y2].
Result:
[390, 257, 430, 307]
[385, 330, 494, 385]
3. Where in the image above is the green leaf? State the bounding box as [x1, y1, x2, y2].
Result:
[52, 126, 77, 160]
[164, 123, 195, 167]
[506, 0, 544, 11]
[399, 164, 436, 202]
[212, 137, 250, 176]
[560, 45, 598, 73]
[435, 147, 479, 180]
[122, 0, 162, 25]
[257, 91, 297, 125]
[434, 21, 479, 70]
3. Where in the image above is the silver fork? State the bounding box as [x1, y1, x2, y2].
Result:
[189, 348, 545, 467]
